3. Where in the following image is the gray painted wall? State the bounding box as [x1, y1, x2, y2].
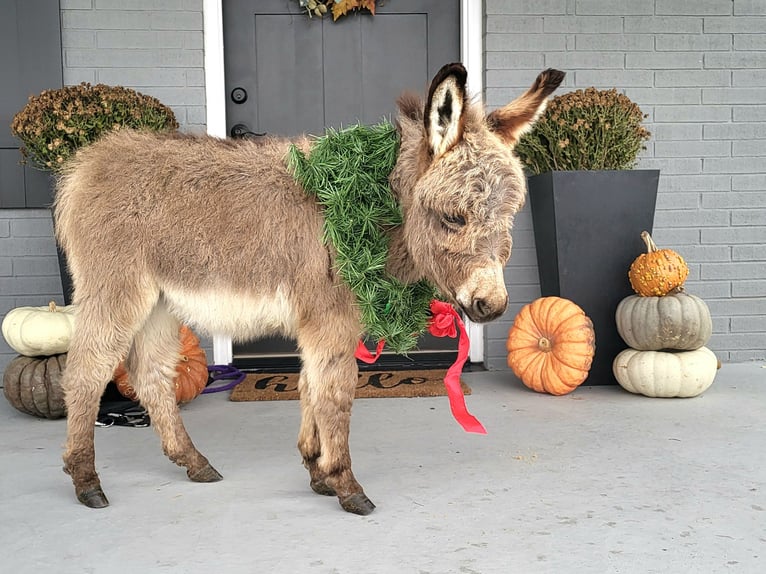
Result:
[1, 0, 764, 375]
[483, 0, 766, 368]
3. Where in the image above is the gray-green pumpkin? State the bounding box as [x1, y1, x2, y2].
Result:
[2, 354, 67, 419]
[615, 292, 712, 351]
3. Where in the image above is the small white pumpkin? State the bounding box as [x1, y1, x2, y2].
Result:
[613, 346, 718, 398]
[1, 301, 76, 357]
[615, 292, 712, 351]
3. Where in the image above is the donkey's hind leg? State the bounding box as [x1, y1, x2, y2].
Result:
[125, 301, 222, 483]
[62, 293, 157, 508]
[62, 338, 126, 508]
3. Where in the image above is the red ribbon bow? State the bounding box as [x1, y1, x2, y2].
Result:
[354, 300, 487, 435]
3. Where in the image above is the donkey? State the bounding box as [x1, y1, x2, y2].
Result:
[54, 63, 564, 515]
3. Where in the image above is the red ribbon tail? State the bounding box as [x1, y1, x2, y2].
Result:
[429, 300, 487, 435]
[355, 339, 385, 364]
[444, 366, 487, 434]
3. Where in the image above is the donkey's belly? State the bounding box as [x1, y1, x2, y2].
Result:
[161, 285, 297, 342]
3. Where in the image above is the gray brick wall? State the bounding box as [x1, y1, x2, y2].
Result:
[484, 0, 766, 369]
[0, 0, 207, 376]
[0, 210, 65, 374]
[61, 0, 205, 131]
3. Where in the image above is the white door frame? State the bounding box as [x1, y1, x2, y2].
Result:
[203, 0, 484, 365]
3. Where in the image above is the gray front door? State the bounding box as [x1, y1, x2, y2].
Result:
[224, 0, 459, 137]
[223, 0, 460, 369]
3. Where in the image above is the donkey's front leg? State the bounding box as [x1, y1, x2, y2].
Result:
[297, 374, 336, 497]
[297, 338, 374, 515]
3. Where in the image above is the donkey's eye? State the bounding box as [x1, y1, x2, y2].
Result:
[441, 213, 466, 231]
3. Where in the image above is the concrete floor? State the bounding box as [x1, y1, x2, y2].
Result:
[1, 363, 764, 574]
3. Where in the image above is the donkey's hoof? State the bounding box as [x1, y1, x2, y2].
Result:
[77, 487, 109, 509]
[310, 479, 336, 497]
[340, 492, 376, 515]
[188, 463, 223, 483]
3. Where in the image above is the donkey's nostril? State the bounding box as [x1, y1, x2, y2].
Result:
[473, 298, 489, 318]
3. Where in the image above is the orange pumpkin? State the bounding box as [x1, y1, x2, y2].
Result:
[113, 325, 208, 404]
[506, 297, 596, 395]
[628, 231, 689, 297]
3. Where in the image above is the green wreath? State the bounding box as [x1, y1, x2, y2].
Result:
[288, 122, 437, 354]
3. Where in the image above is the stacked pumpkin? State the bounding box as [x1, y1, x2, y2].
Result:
[2, 302, 209, 419]
[2, 302, 75, 418]
[613, 231, 718, 398]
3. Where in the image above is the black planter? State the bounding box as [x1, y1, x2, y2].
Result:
[56, 244, 74, 305]
[48, 184, 74, 305]
[528, 170, 659, 385]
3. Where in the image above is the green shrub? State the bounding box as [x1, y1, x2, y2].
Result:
[514, 87, 651, 175]
[11, 83, 178, 172]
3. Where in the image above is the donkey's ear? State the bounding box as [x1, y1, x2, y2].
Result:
[487, 69, 565, 145]
[424, 63, 468, 158]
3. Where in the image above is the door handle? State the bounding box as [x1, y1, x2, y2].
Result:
[230, 124, 266, 139]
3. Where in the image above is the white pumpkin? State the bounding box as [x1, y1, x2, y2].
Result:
[613, 346, 718, 398]
[1, 301, 76, 356]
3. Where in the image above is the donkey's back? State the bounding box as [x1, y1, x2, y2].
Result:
[55, 130, 335, 342]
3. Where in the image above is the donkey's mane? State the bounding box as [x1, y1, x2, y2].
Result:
[396, 92, 424, 123]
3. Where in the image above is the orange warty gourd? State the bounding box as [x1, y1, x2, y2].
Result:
[114, 325, 208, 404]
[628, 231, 689, 297]
[506, 297, 596, 395]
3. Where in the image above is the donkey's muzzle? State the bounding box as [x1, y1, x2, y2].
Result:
[471, 296, 508, 322]
[463, 295, 508, 323]
[456, 263, 509, 323]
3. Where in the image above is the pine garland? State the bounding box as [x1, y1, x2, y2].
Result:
[288, 122, 437, 354]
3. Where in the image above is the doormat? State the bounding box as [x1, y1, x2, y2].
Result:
[229, 370, 471, 402]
